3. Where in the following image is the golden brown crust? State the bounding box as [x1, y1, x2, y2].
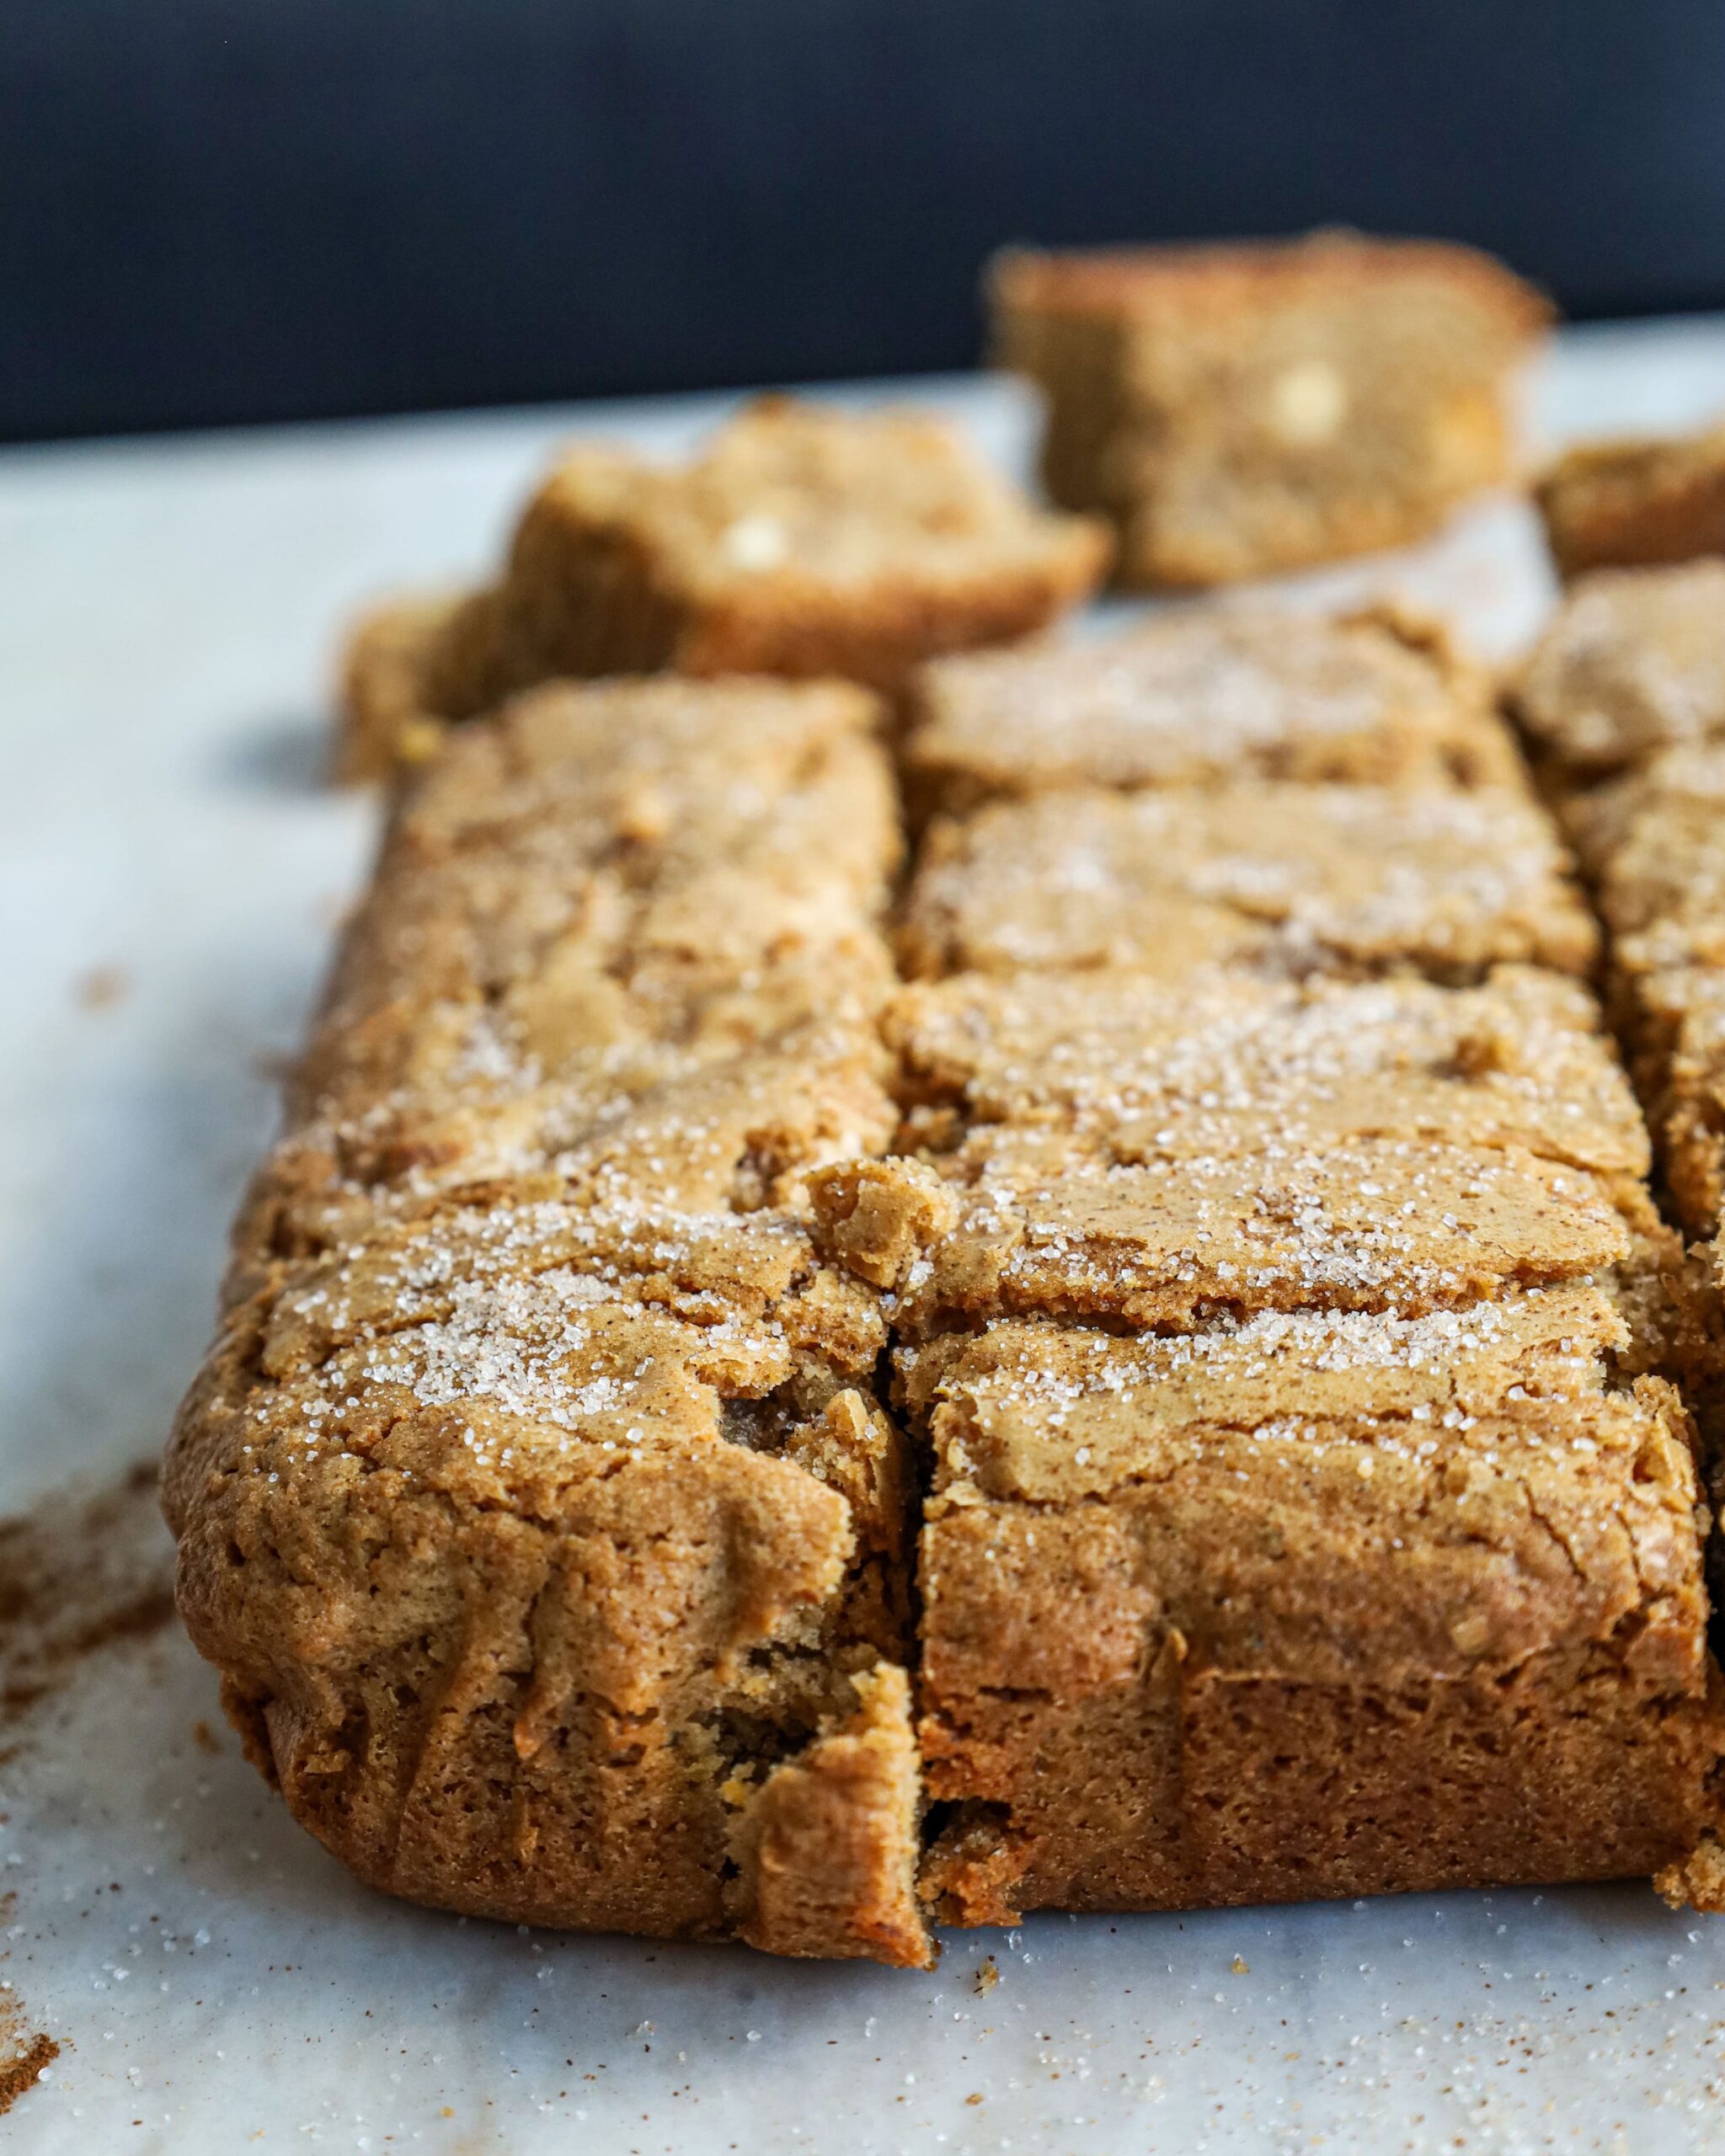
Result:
[992, 229, 1551, 589]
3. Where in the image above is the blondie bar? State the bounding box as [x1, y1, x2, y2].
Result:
[903, 602, 1518, 816]
[1516, 566, 1725, 1240]
[991, 230, 1549, 587]
[897, 782, 1597, 984]
[168, 675, 936, 1965]
[1516, 561, 1725, 784]
[166, 1193, 927, 1961]
[1535, 420, 1725, 580]
[337, 400, 1108, 779]
[908, 1309, 1717, 1924]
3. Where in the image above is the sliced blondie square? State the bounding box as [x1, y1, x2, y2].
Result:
[167, 1188, 934, 1966]
[992, 230, 1549, 587]
[336, 399, 1108, 777]
[1515, 561, 1725, 786]
[903, 602, 1519, 816]
[905, 1307, 1719, 1924]
[897, 782, 1597, 985]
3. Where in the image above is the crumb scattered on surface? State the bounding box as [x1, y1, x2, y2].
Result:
[975, 1956, 1000, 1994]
[74, 963, 127, 1011]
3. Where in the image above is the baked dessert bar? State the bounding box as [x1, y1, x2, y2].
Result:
[907, 1305, 1716, 1924]
[884, 966, 1650, 1177]
[1516, 561, 1725, 785]
[335, 587, 531, 782]
[1566, 748, 1725, 1239]
[896, 781, 1597, 984]
[170, 613, 1725, 1962]
[1535, 420, 1725, 580]
[247, 675, 901, 1276]
[903, 602, 1519, 817]
[337, 399, 1108, 780]
[991, 229, 1549, 588]
[168, 1191, 927, 1961]
[1516, 566, 1725, 1240]
[167, 676, 936, 1967]
[840, 752, 1719, 1922]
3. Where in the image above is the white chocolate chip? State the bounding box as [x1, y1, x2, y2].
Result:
[720, 515, 790, 571]
[1267, 360, 1349, 446]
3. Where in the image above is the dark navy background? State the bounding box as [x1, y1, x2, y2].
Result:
[6, 0, 1725, 440]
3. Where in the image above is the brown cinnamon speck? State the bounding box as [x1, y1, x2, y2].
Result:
[75, 964, 127, 1011]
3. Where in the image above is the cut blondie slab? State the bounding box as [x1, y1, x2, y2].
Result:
[167, 675, 934, 1967]
[246, 677, 903, 1274]
[165, 1194, 932, 1964]
[848, 959, 1697, 1384]
[991, 230, 1549, 588]
[1566, 745, 1725, 1235]
[245, 1027, 900, 1281]
[1535, 420, 1725, 580]
[336, 588, 531, 782]
[1516, 573, 1725, 1235]
[897, 782, 1597, 985]
[904, 603, 1518, 815]
[826, 1130, 1634, 1337]
[336, 399, 1108, 779]
[883, 967, 1649, 1178]
[904, 1311, 1719, 1923]
[177, 581, 1725, 1954]
[1515, 561, 1725, 785]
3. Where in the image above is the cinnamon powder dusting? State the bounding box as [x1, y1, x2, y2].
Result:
[0, 1459, 177, 2114]
[0, 2031, 61, 2119]
[0, 1460, 177, 1722]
